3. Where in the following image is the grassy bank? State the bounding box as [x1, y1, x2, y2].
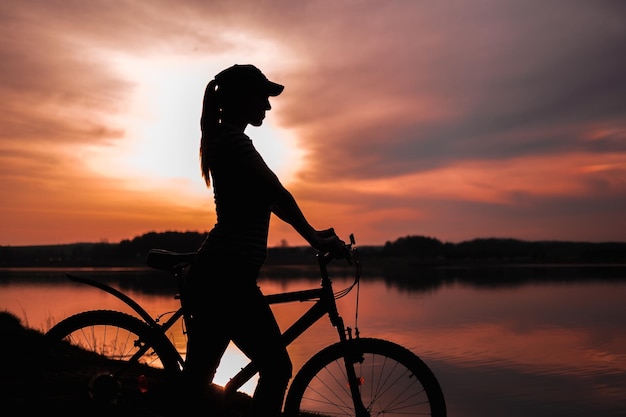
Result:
[0, 311, 250, 416]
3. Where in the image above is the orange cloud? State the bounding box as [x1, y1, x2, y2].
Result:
[1, 1, 625, 246]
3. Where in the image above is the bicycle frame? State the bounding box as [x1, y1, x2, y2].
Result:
[65, 235, 367, 414]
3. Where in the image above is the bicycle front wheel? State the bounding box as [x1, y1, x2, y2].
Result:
[284, 337, 446, 417]
[41, 310, 182, 412]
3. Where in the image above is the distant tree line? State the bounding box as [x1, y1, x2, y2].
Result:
[0, 231, 206, 267]
[380, 235, 626, 263]
[1, 232, 625, 267]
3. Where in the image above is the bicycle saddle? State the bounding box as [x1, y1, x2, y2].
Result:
[145, 249, 197, 271]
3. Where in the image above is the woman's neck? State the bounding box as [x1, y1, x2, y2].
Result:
[220, 115, 247, 132]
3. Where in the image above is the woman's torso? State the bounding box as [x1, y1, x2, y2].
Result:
[199, 125, 276, 267]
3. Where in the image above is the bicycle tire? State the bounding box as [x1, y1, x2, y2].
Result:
[40, 310, 182, 413]
[284, 337, 446, 417]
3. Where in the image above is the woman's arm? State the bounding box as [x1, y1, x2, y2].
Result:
[271, 187, 325, 247]
[242, 137, 344, 251]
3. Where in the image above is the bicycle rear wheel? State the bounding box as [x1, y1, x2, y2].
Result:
[284, 337, 446, 417]
[40, 310, 182, 414]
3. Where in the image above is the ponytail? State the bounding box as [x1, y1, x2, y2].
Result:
[200, 79, 220, 187]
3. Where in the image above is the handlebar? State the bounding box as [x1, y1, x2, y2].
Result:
[318, 233, 359, 268]
[316, 233, 361, 301]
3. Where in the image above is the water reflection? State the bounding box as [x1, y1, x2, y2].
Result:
[1, 266, 626, 416]
[380, 263, 626, 292]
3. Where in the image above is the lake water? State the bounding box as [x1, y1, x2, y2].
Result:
[1, 264, 625, 417]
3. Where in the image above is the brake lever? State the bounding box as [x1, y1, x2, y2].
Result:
[342, 233, 356, 265]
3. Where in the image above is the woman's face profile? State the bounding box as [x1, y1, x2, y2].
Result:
[244, 93, 272, 127]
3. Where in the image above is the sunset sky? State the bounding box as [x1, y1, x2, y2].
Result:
[1, 1, 625, 247]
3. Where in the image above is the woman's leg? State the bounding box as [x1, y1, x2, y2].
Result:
[231, 284, 292, 417]
[184, 314, 229, 400]
[183, 262, 230, 409]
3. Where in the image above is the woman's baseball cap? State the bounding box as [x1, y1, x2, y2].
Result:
[215, 64, 284, 97]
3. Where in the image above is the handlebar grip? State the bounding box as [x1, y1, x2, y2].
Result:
[318, 233, 356, 265]
[322, 241, 353, 265]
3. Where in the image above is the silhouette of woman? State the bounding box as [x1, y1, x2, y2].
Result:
[183, 64, 344, 417]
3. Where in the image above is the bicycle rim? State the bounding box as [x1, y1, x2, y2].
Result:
[40, 310, 181, 413]
[284, 338, 446, 417]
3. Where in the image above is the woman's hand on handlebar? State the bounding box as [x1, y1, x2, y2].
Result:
[313, 229, 350, 262]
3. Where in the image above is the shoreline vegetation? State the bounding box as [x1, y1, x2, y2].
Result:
[1, 231, 626, 268]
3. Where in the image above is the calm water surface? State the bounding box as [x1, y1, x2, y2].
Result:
[1, 265, 625, 417]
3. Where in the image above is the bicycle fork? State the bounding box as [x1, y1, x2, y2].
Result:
[336, 318, 370, 417]
[316, 249, 369, 417]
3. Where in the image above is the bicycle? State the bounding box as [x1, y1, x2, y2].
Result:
[41, 234, 447, 416]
